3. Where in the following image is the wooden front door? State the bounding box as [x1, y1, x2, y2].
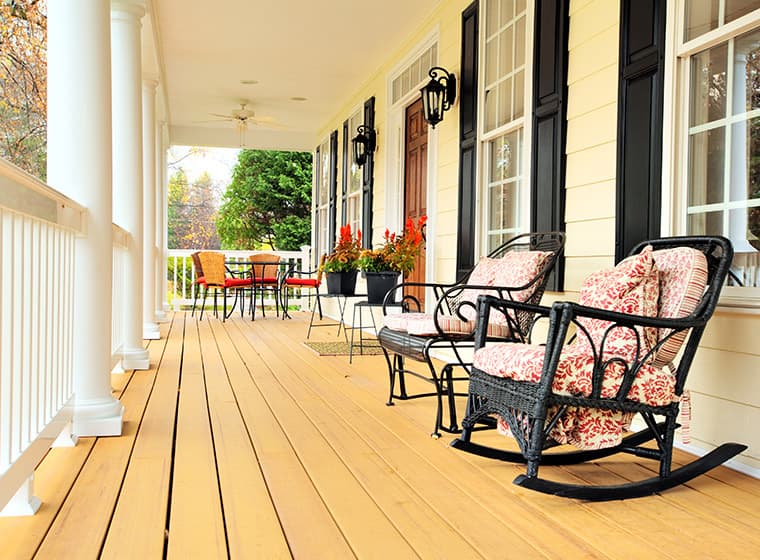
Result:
[404, 98, 428, 309]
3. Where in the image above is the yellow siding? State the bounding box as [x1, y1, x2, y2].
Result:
[314, 0, 759, 476]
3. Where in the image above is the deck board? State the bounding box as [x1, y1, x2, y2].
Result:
[101, 315, 181, 559]
[1, 311, 759, 559]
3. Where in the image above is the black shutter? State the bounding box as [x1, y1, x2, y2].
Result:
[530, 0, 569, 291]
[456, 1, 479, 280]
[615, 0, 666, 261]
[341, 119, 349, 226]
[361, 97, 376, 249]
[328, 130, 338, 246]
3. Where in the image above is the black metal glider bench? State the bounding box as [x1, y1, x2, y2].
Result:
[377, 232, 565, 437]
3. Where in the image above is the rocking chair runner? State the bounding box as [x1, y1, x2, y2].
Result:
[451, 236, 747, 501]
[377, 232, 565, 437]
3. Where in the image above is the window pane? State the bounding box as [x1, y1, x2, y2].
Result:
[499, 26, 514, 77]
[734, 29, 760, 115]
[688, 209, 723, 236]
[486, 37, 498, 86]
[514, 70, 525, 119]
[487, 131, 521, 236]
[729, 208, 760, 285]
[498, 78, 513, 126]
[486, 0, 499, 37]
[730, 117, 760, 201]
[688, 127, 726, 206]
[726, 0, 760, 24]
[515, 14, 526, 68]
[690, 43, 728, 126]
[485, 88, 498, 131]
[500, 0, 515, 28]
[684, 0, 719, 41]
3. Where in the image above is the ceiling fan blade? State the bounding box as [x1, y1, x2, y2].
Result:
[209, 113, 235, 119]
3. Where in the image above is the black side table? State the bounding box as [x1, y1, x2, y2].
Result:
[307, 292, 366, 341]
[347, 300, 403, 363]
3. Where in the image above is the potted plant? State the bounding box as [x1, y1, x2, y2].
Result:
[358, 215, 427, 303]
[323, 224, 362, 295]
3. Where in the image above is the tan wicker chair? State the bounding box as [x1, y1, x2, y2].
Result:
[197, 252, 252, 321]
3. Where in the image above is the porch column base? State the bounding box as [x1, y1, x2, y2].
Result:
[0, 477, 41, 517]
[143, 322, 160, 340]
[52, 422, 78, 448]
[72, 397, 124, 437]
[122, 346, 150, 370]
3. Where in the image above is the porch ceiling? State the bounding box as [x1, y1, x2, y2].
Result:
[150, 0, 442, 152]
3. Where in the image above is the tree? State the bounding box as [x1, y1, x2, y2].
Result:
[217, 150, 312, 251]
[167, 169, 221, 249]
[0, 0, 47, 179]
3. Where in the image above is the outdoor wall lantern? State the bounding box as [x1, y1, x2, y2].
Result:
[420, 66, 457, 128]
[352, 124, 376, 166]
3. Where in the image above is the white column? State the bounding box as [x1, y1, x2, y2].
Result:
[47, 0, 123, 436]
[112, 0, 149, 368]
[155, 121, 169, 321]
[142, 78, 161, 337]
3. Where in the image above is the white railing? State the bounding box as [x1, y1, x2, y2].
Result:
[0, 159, 85, 515]
[168, 247, 311, 311]
[111, 224, 129, 370]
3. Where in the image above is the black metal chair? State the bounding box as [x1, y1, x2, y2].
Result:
[377, 231, 565, 437]
[451, 236, 747, 501]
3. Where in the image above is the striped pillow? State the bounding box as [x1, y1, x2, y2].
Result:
[651, 247, 708, 368]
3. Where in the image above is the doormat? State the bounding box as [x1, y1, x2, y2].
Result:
[303, 340, 384, 356]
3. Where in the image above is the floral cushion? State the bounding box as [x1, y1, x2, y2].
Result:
[383, 312, 512, 338]
[383, 312, 411, 332]
[459, 251, 552, 325]
[650, 247, 708, 368]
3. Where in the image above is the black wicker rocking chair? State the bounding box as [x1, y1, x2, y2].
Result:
[377, 231, 565, 437]
[451, 236, 747, 501]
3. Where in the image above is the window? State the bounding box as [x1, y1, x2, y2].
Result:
[678, 4, 760, 290]
[315, 137, 331, 260]
[345, 110, 363, 236]
[480, 0, 530, 252]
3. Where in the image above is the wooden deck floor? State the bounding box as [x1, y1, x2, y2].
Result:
[2, 310, 759, 559]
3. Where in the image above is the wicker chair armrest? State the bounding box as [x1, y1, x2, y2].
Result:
[472, 295, 553, 348]
[559, 301, 707, 331]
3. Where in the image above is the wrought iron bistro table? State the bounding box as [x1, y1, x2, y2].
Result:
[225, 259, 284, 319]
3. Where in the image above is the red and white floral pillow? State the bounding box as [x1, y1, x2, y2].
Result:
[574, 245, 660, 362]
[650, 247, 708, 367]
[459, 251, 552, 325]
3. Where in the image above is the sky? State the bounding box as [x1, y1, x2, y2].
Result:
[167, 145, 240, 189]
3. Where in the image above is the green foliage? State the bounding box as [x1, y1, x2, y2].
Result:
[217, 149, 312, 251]
[0, 0, 47, 180]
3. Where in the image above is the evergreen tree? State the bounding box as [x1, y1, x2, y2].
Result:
[217, 150, 312, 250]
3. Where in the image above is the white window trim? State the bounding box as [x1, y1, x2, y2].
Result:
[662, 1, 760, 309]
[476, 0, 535, 255]
[344, 107, 364, 236]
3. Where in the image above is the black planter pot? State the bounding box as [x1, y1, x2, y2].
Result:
[365, 271, 399, 304]
[325, 270, 358, 295]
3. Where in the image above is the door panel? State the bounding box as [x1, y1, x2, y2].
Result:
[404, 98, 427, 308]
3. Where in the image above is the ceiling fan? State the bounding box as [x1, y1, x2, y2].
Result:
[206, 102, 283, 146]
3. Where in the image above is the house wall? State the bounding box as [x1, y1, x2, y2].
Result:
[314, 0, 759, 474]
